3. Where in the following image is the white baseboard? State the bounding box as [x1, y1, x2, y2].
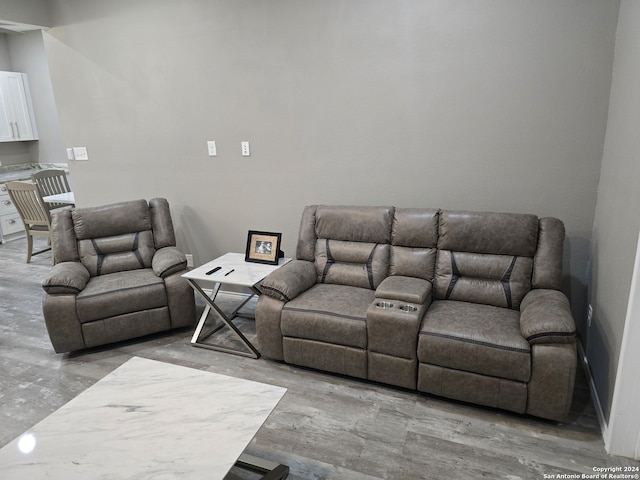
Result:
[577, 341, 608, 441]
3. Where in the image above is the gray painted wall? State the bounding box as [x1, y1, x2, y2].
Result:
[0, 0, 51, 28]
[589, 0, 640, 422]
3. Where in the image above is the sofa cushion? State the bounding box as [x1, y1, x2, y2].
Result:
[391, 208, 439, 247]
[390, 246, 437, 281]
[434, 250, 533, 309]
[390, 208, 439, 280]
[76, 269, 167, 323]
[281, 284, 374, 349]
[438, 210, 539, 256]
[315, 205, 393, 244]
[418, 300, 531, 382]
[315, 240, 389, 289]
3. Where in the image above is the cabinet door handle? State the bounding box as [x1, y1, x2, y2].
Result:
[14, 122, 20, 138]
[3, 200, 11, 206]
[9, 122, 15, 138]
[8, 219, 16, 224]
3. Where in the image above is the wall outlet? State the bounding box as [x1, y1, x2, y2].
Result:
[587, 304, 593, 327]
[185, 254, 194, 268]
[241, 141, 250, 156]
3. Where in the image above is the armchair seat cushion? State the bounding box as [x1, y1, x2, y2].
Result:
[76, 269, 167, 323]
[281, 284, 374, 349]
[418, 300, 531, 382]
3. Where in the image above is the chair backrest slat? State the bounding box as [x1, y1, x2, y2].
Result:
[6, 181, 52, 227]
[32, 169, 71, 196]
[31, 169, 72, 210]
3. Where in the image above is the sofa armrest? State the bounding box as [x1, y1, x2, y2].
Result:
[520, 289, 576, 344]
[260, 260, 316, 302]
[42, 262, 90, 295]
[375, 276, 432, 305]
[152, 247, 187, 278]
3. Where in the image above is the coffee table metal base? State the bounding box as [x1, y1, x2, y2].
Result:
[236, 453, 289, 479]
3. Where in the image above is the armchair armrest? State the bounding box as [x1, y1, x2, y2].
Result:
[260, 260, 316, 302]
[375, 276, 432, 305]
[42, 262, 90, 295]
[520, 289, 576, 344]
[152, 247, 187, 278]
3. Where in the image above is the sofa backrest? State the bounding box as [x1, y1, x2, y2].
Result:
[295, 205, 565, 305]
[434, 210, 538, 309]
[51, 198, 176, 277]
[390, 208, 439, 281]
[297, 205, 393, 289]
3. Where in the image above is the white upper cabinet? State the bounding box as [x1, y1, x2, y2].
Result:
[0, 71, 39, 142]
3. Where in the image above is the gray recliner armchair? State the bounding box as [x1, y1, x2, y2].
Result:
[41, 198, 196, 353]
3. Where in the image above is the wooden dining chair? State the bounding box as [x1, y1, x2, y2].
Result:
[31, 169, 73, 211]
[5, 181, 53, 264]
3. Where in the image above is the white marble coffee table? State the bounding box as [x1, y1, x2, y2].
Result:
[0, 357, 288, 479]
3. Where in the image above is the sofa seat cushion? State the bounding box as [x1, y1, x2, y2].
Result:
[418, 300, 531, 382]
[76, 269, 167, 323]
[281, 284, 374, 349]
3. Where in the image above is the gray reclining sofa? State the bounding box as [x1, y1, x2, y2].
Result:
[41, 198, 196, 353]
[256, 205, 577, 422]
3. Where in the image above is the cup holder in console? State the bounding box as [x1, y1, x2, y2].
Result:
[399, 304, 418, 313]
[375, 301, 394, 309]
[374, 301, 419, 313]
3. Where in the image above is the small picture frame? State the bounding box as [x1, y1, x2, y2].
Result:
[245, 230, 282, 265]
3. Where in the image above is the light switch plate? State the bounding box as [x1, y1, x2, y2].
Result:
[72, 147, 89, 161]
[207, 141, 217, 156]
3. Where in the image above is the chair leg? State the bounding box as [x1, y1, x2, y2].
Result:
[26, 233, 33, 263]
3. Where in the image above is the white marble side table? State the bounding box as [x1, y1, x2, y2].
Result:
[182, 252, 291, 358]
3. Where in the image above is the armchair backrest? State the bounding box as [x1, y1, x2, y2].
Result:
[52, 198, 176, 276]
